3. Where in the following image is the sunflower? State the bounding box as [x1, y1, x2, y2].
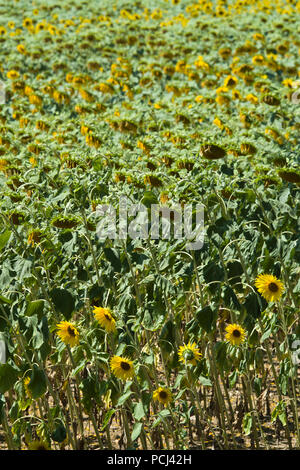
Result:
[56, 321, 79, 347]
[93, 306, 116, 333]
[28, 439, 51, 451]
[224, 75, 238, 88]
[17, 44, 26, 54]
[255, 274, 285, 302]
[153, 387, 173, 406]
[178, 342, 202, 366]
[7, 70, 20, 79]
[23, 18, 33, 28]
[23, 375, 32, 398]
[225, 324, 246, 346]
[110, 356, 135, 381]
[252, 55, 265, 66]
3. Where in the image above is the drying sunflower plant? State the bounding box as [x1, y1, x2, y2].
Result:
[0, 0, 299, 453]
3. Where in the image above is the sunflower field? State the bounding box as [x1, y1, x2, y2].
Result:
[0, 0, 299, 452]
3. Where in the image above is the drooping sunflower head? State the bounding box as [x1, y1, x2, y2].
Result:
[225, 324, 246, 346]
[255, 273, 284, 302]
[93, 306, 116, 333]
[56, 321, 79, 347]
[153, 387, 173, 406]
[23, 375, 32, 398]
[28, 439, 51, 450]
[178, 342, 202, 366]
[224, 75, 238, 88]
[110, 356, 135, 381]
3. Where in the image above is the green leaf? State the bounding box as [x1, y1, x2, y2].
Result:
[223, 286, 241, 311]
[50, 288, 75, 320]
[31, 331, 44, 350]
[0, 363, 19, 393]
[199, 376, 212, 386]
[141, 191, 158, 208]
[196, 306, 214, 333]
[159, 320, 176, 353]
[27, 365, 47, 399]
[0, 295, 11, 305]
[271, 401, 287, 426]
[101, 409, 116, 431]
[117, 390, 133, 406]
[243, 412, 253, 435]
[9, 401, 19, 421]
[243, 292, 267, 319]
[203, 261, 225, 283]
[51, 421, 67, 443]
[80, 376, 103, 412]
[0, 231, 11, 252]
[229, 370, 238, 388]
[25, 300, 45, 318]
[260, 328, 272, 343]
[103, 248, 122, 272]
[214, 341, 228, 369]
[71, 360, 86, 377]
[131, 422, 143, 442]
[134, 401, 146, 421]
[152, 409, 171, 428]
[159, 409, 171, 418]
[226, 261, 243, 285]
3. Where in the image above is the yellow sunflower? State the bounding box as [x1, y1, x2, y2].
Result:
[110, 356, 134, 381]
[28, 439, 51, 450]
[7, 70, 20, 79]
[178, 342, 202, 366]
[93, 306, 116, 333]
[23, 18, 33, 29]
[23, 375, 32, 398]
[17, 44, 26, 54]
[255, 274, 285, 302]
[56, 321, 79, 347]
[153, 387, 173, 406]
[224, 75, 238, 88]
[225, 324, 246, 346]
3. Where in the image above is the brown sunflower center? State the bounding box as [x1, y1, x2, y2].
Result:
[104, 314, 112, 321]
[120, 361, 131, 371]
[232, 329, 241, 338]
[227, 78, 236, 86]
[268, 282, 279, 292]
[159, 390, 168, 400]
[67, 326, 75, 337]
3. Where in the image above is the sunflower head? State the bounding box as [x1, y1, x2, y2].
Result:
[93, 306, 116, 333]
[255, 274, 284, 302]
[178, 342, 202, 366]
[56, 321, 79, 347]
[224, 75, 238, 88]
[225, 324, 246, 346]
[28, 439, 51, 450]
[23, 375, 32, 398]
[110, 356, 134, 381]
[153, 387, 173, 406]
